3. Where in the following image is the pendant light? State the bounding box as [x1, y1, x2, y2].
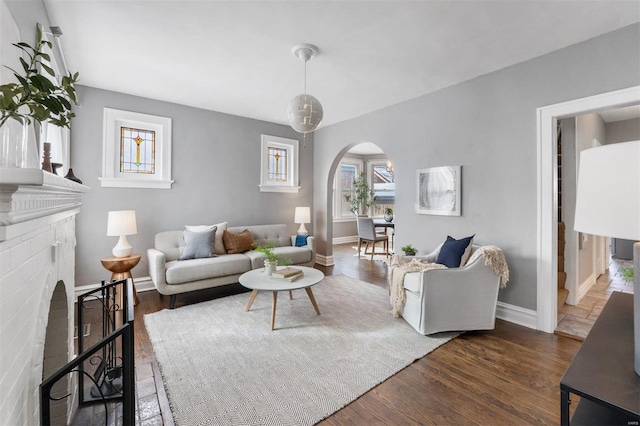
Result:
[287, 44, 323, 134]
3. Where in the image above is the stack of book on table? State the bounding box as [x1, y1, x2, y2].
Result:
[270, 267, 304, 282]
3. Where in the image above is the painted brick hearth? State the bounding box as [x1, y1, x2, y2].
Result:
[0, 168, 88, 425]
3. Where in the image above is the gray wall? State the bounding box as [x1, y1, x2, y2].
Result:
[605, 117, 640, 144]
[71, 86, 313, 286]
[313, 23, 640, 310]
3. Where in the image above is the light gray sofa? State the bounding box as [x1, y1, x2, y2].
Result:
[147, 224, 316, 308]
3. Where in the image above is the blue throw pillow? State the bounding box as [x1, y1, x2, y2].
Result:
[179, 228, 217, 260]
[295, 235, 308, 247]
[436, 235, 475, 268]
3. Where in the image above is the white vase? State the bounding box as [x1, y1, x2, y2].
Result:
[264, 260, 277, 276]
[1, 117, 38, 168]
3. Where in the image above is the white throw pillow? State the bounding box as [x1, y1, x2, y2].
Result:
[185, 222, 228, 254]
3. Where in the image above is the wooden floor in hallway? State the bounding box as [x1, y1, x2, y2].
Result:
[71, 242, 583, 425]
[555, 257, 635, 341]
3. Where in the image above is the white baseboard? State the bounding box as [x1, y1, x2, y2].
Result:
[333, 236, 358, 245]
[315, 254, 335, 267]
[576, 273, 596, 303]
[74, 276, 156, 299]
[496, 301, 537, 330]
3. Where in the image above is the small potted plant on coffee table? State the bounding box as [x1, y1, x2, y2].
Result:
[401, 244, 417, 256]
[252, 243, 292, 275]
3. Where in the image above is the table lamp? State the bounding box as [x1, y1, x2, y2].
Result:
[107, 210, 137, 258]
[294, 207, 311, 235]
[574, 140, 639, 376]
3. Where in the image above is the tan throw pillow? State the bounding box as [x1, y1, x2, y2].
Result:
[223, 229, 255, 254]
[186, 221, 228, 254]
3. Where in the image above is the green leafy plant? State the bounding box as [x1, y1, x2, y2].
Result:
[251, 242, 292, 266]
[344, 172, 376, 215]
[0, 27, 79, 128]
[401, 244, 417, 256]
[384, 207, 393, 216]
[618, 266, 634, 283]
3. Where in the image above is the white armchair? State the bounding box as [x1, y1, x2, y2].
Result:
[397, 245, 506, 335]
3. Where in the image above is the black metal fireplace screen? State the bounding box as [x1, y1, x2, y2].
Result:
[40, 278, 135, 425]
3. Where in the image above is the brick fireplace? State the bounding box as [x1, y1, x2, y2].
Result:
[0, 168, 88, 425]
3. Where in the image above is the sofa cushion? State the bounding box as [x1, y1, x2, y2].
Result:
[436, 235, 474, 268]
[245, 246, 312, 269]
[166, 254, 251, 284]
[223, 229, 255, 254]
[179, 229, 216, 260]
[229, 224, 291, 248]
[186, 222, 227, 254]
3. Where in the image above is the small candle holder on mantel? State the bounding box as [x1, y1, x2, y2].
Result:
[41, 142, 53, 173]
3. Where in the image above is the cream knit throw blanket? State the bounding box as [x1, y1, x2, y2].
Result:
[466, 245, 510, 288]
[388, 256, 445, 317]
[388, 245, 509, 318]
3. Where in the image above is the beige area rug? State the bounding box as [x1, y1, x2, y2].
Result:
[351, 245, 393, 263]
[144, 274, 457, 426]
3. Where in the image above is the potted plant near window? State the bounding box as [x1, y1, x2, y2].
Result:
[401, 244, 417, 256]
[344, 171, 376, 216]
[0, 27, 79, 168]
[252, 242, 292, 275]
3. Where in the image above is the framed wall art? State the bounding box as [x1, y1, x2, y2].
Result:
[100, 108, 173, 189]
[415, 166, 461, 216]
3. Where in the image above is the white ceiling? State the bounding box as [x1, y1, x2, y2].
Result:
[43, 0, 640, 128]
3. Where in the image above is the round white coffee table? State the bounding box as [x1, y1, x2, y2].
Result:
[239, 266, 325, 330]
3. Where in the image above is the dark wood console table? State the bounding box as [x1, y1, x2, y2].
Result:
[560, 292, 639, 425]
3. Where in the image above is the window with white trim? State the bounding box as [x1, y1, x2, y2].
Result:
[37, 28, 70, 176]
[260, 134, 300, 193]
[333, 158, 364, 220]
[370, 160, 395, 217]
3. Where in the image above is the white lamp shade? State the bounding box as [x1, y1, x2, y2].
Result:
[287, 94, 323, 134]
[294, 206, 311, 224]
[107, 210, 137, 237]
[574, 140, 640, 240]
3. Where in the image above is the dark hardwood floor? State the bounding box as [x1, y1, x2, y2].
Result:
[72, 243, 582, 425]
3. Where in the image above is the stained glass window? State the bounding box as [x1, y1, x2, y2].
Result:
[267, 146, 287, 182]
[120, 127, 155, 174]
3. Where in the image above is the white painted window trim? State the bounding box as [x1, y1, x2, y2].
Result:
[333, 158, 364, 220]
[259, 134, 300, 193]
[100, 108, 173, 189]
[536, 85, 640, 333]
[368, 159, 395, 218]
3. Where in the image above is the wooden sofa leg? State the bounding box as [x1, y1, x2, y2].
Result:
[169, 295, 176, 309]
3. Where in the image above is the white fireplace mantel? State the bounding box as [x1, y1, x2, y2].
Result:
[0, 167, 89, 424]
[0, 168, 90, 241]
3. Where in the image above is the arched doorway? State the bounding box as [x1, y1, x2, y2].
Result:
[326, 142, 395, 270]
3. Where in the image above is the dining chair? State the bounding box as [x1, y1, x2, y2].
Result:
[356, 216, 389, 260]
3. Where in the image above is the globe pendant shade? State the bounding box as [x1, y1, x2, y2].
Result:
[287, 93, 323, 134]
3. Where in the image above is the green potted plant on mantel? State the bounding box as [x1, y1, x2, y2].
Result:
[252, 242, 292, 275]
[344, 171, 376, 216]
[401, 244, 417, 256]
[0, 27, 79, 168]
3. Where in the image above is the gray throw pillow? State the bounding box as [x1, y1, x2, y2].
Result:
[179, 227, 217, 260]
